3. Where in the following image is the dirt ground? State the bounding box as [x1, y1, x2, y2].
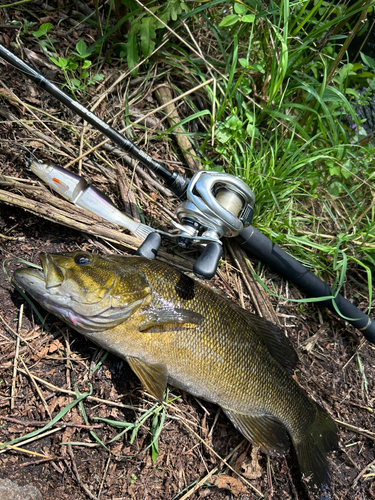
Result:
[1, 3, 375, 500]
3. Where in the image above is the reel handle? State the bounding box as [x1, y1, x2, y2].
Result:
[193, 242, 223, 279]
[136, 232, 162, 259]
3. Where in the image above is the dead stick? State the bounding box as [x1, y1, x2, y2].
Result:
[336, 419, 375, 441]
[154, 83, 202, 172]
[10, 304, 23, 410]
[19, 357, 52, 419]
[68, 444, 99, 500]
[227, 241, 279, 324]
[0, 188, 141, 249]
[20, 456, 65, 467]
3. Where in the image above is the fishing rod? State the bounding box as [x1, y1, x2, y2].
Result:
[1, 43, 374, 342]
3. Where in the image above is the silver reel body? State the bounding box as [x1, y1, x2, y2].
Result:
[175, 171, 255, 245]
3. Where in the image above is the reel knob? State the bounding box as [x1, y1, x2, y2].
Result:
[136, 232, 161, 259]
[193, 242, 223, 279]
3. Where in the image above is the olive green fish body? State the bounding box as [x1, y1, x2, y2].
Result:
[107, 258, 314, 440]
[13, 252, 338, 496]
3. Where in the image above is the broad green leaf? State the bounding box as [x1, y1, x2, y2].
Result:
[226, 114, 243, 130]
[360, 52, 375, 71]
[50, 56, 68, 69]
[242, 14, 255, 22]
[92, 73, 105, 81]
[251, 62, 265, 73]
[32, 23, 52, 38]
[216, 126, 232, 144]
[140, 17, 156, 58]
[126, 24, 140, 75]
[66, 60, 78, 71]
[169, 0, 189, 21]
[71, 78, 81, 87]
[219, 14, 239, 27]
[76, 39, 87, 55]
[328, 181, 343, 197]
[344, 88, 360, 99]
[329, 165, 341, 176]
[240, 76, 252, 94]
[82, 60, 91, 69]
[234, 3, 248, 15]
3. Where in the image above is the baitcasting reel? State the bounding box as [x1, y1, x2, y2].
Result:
[138, 171, 255, 279]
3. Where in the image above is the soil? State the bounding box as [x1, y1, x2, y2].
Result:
[0, 3, 375, 500]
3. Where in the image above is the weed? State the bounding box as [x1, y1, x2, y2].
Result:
[119, 0, 190, 76]
[130, 473, 137, 484]
[93, 391, 178, 462]
[32, 23, 105, 94]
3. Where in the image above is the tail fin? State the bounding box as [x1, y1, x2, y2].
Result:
[293, 402, 338, 497]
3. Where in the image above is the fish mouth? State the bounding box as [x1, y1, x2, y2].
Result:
[13, 253, 144, 333]
[13, 253, 64, 300]
[13, 265, 47, 301]
[13, 255, 79, 327]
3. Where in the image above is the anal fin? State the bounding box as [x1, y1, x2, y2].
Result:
[127, 357, 167, 401]
[222, 407, 290, 456]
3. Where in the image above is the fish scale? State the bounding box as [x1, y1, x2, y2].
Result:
[13, 251, 338, 498]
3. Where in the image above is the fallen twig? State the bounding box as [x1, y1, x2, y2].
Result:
[155, 83, 203, 172]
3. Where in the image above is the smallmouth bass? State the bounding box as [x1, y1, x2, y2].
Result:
[13, 252, 338, 496]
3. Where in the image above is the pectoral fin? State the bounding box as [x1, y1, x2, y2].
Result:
[138, 308, 203, 332]
[222, 407, 290, 456]
[127, 357, 167, 401]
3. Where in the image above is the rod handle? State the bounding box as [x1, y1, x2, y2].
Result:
[236, 226, 375, 343]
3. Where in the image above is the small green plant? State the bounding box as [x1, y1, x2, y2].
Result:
[119, 0, 190, 76]
[93, 391, 178, 462]
[32, 23, 105, 94]
[219, 3, 255, 27]
[150, 404, 166, 464]
[360, 52, 375, 90]
[130, 473, 137, 484]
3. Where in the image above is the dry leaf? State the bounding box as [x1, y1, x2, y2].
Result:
[49, 339, 63, 354]
[241, 447, 263, 479]
[215, 475, 247, 496]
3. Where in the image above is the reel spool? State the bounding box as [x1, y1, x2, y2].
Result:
[137, 171, 255, 279]
[176, 171, 255, 242]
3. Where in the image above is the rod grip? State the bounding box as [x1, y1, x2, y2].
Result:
[236, 226, 375, 343]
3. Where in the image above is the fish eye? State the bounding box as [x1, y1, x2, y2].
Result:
[75, 255, 91, 266]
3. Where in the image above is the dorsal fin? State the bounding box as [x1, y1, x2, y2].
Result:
[236, 308, 299, 374]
